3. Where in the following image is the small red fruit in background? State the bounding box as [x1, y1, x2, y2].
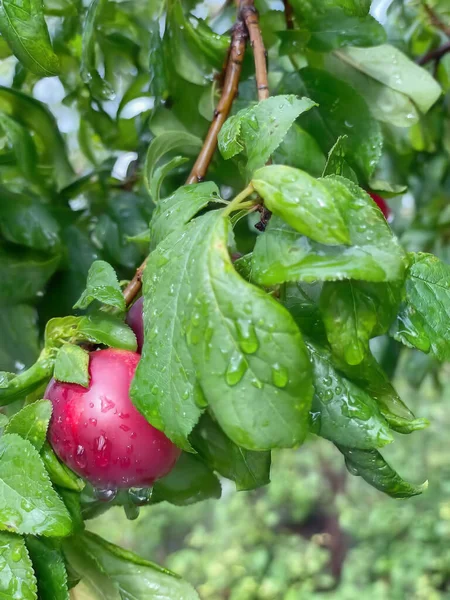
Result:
[369, 191, 390, 220]
[126, 296, 144, 352]
[46, 348, 180, 490]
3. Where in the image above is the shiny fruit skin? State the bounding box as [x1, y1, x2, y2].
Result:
[126, 297, 144, 352]
[369, 192, 390, 220]
[45, 349, 180, 489]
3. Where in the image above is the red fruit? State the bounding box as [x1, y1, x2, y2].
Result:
[46, 349, 180, 490]
[126, 296, 144, 352]
[369, 192, 390, 220]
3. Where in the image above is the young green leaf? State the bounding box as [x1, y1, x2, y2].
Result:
[149, 182, 225, 251]
[0, 87, 73, 189]
[26, 537, 69, 600]
[0, 434, 72, 536]
[54, 344, 90, 388]
[0, 188, 61, 252]
[191, 413, 271, 491]
[40, 442, 85, 492]
[307, 343, 392, 450]
[152, 452, 222, 505]
[251, 165, 350, 245]
[218, 95, 317, 178]
[0, 532, 37, 600]
[69, 532, 201, 600]
[252, 177, 407, 286]
[391, 253, 450, 361]
[0, 0, 59, 76]
[77, 315, 137, 351]
[337, 446, 427, 498]
[335, 45, 442, 114]
[74, 260, 125, 311]
[278, 69, 382, 179]
[144, 130, 203, 200]
[81, 0, 115, 102]
[5, 399, 52, 450]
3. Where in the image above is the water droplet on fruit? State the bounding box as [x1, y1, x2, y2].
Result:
[94, 487, 117, 502]
[100, 395, 115, 413]
[75, 445, 87, 468]
[271, 364, 288, 388]
[120, 424, 130, 432]
[225, 352, 247, 386]
[236, 320, 259, 354]
[89, 418, 97, 426]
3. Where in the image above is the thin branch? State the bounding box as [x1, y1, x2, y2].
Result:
[283, 0, 295, 30]
[124, 11, 248, 305]
[240, 1, 269, 101]
[417, 40, 450, 65]
[186, 18, 247, 184]
[423, 2, 450, 38]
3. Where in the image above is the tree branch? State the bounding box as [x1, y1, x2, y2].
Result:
[124, 10, 248, 305]
[186, 18, 248, 184]
[240, 1, 269, 101]
[423, 2, 450, 38]
[417, 40, 450, 65]
[283, 0, 295, 30]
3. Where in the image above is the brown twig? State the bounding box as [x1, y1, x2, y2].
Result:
[423, 2, 450, 38]
[283, 0, 295, 30]
[187, 18, 247, 184]
[240, 1, 269, 101]
[417, 40, 450, 65]
[123, 9, 248, 305]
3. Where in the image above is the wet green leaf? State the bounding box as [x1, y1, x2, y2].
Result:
[0, 351, 55, 406]
[74, 260, 125, 311]
[0, 304, 39, 372]
[5, 400, 52, 450]
[273, 123, 326, 177]
[0, 532, 37, 600]
[252, 165, 350, 245]
[0, 434, 72, 536]
[54, 344, 90, 388]
[0, 0, 59, 76]
[40, 442, 85, 492]
[77, 315, 137, 351]
[26, 537, 69, 600]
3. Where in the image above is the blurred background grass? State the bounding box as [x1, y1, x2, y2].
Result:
[86, 352, 450, 599]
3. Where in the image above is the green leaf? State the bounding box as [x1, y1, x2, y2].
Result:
[132, 210, 313, 451]
[149, 20, 168, 104]
[0, 433, 72, 536]
[283, 281, 327, 342]
[0, 86, 73, 188]
[151, 156, 189, 204]
[191, 413, 271, 491]
[144, 130, 202, 200]
[307, 343, 392, 450]
[325, 54, 419, 128]
[149, 182, 225, 251]
[54, 344, 90, 388]
[40, 442, 85, 492]
[0, 351, 55, 406]
[77, 315, 137, 351]
[74, 260, 125, 311]
[81, 0, 115, 102]
[334, 353, 429, 434]
[66, 532, 200, 599]
[5, 399, 52, 450]
[335, 45, 442, 114]
[278, 69, 382, 179]
[322, 135, 357, 181]
[391, 253, 450, 361]
[0, 304, 39, 372]
[319, 281, 401, 365]
[273, 123, 326, 177]
[218, 95, 317, 178]
[0, 532, 37, 600]
[0, 0, 59, 76]
[337, 446, 427, 498]
[277, 30, 310, 56]
[252, 177, 407, 286]
[302, 9, 386, 52]
[0, 188, 61, 252]
[26, 537, 69, 600]
[0, 113, 39, 183]
[152, 451, 221, 505]
[0, 247, 60, 304]
[252, 165, 350, 245]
